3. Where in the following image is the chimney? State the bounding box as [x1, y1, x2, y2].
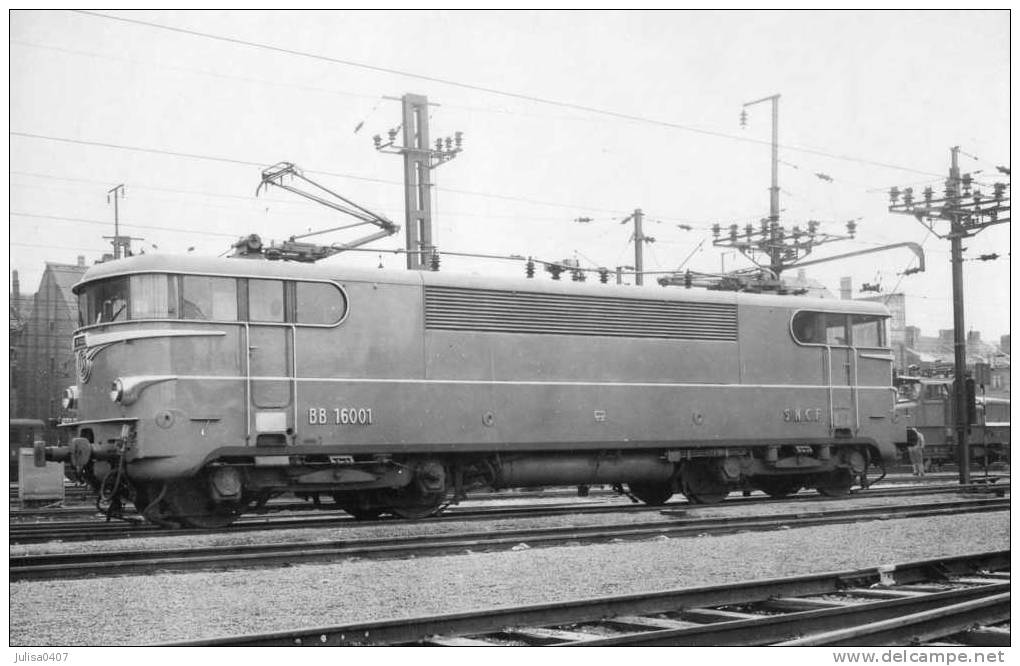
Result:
[11, 270, 19, 301]
[839, 277, 853, 300]
[77, 255, 85, 267]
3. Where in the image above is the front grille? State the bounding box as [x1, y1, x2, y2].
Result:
[424, 286, 737, 341]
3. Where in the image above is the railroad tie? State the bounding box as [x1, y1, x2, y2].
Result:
[951, 576, 1009, 586]
[423, 635, 498, 647]
[761, 596, 855, 612]
[949, 626, 1011, 647]
[601, 615, 702, 631]
[843, 588, 930, 600]
[681, 608, 764, 623]
[502, 626, 603, 645]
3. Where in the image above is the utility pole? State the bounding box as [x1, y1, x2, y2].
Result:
[102, 184, 141, 259]
[709, 218, 856, 278]
[704, 95, 856, 288]
[888, 146, 1010, 485]
[621, 208, 653, 285]
[742, 94, 781, 228]
[374, 94, 463, 270]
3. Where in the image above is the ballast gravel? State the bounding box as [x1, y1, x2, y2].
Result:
[9, 510, 1009, 646]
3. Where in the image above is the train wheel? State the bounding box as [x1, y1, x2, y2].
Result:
[380, 485, 448, 520]
[627, 482, 674, 506]
[164, 479, 241, 528]
[680, 461, 730, 505]
[332, 494, 383, 521]
[815, 468, 853, 497]
[753, 477, 802, 499]
[388, 491, 447, 519]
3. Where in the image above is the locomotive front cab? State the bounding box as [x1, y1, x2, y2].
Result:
[789, 307, 895, 435]
[46, 256, 363, 526]
[757, 304, 899, 495]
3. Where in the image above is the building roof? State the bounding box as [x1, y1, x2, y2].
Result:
[42, 262, 88, 317]
[905, 333, 1007, 367]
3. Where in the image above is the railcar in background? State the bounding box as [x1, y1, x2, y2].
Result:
[893, 375, 1010, 469]
[39, 254, 899, 527]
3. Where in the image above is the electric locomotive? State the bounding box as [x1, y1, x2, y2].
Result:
[39, 253, 899, 527]
[894, 375, 1010, 469]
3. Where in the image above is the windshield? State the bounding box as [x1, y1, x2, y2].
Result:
[78, 274, 179, 325]
[76, 272, 344, 327]
[79, 277, 130, 325]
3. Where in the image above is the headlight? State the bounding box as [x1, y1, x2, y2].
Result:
[106, 375, 176, 406]
[61, 385, 79, 410]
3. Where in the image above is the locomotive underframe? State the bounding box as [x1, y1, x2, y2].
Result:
[53, 418, 880, 525]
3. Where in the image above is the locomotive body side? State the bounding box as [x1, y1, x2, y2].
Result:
[52, 254, 898, 526]
[893, 377, 1009, 469]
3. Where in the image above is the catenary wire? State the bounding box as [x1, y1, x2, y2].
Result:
[74, 10, 945, 178]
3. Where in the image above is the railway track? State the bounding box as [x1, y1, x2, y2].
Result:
[9, 481, 1008, 545]
[165, 550, 1010, 646]
[10, 497, 1009, 582]
[8, 470, 1001, 508]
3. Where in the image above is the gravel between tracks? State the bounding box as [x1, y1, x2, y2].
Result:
[9, 510, 1009, 646]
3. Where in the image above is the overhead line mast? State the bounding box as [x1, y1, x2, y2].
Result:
[887, 146, 1010, 485]
[374, 93, 463, 270]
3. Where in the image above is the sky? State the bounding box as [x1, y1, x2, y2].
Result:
[8, 9, 1012, 342]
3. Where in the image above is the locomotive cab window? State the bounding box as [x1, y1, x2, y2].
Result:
[823, 313, 849, 345]
[851, 313, 888, 348]
[296, 281, 347, 325]
[182, 275, 238, 321]
[248, 279, 285, 322]
[791, 312, 852, 345]
[79, 277, 130, 325]
[792, 311, 885, 347]
[130, 274, 178, 320]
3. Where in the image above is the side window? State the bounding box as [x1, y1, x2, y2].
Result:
[792, 311, 824, 344]
[249, 279, 285, 322]
[295, 282, 346, 325]
[182, 276, 238, 321]
[130, 274, 176, 320]
[823, 313, 849, 346]
[851, 314, 887, 348]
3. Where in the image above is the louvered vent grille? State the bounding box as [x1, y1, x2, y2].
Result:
[424, 286, 737, 340]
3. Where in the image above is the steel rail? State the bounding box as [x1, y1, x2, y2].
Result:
[10, 498, 1009, 582]
[10, 481, 1008, 545]
[776, 592, 1011, 646]
[162, 550, 1009, 646]
[8, 469, 1001, 505]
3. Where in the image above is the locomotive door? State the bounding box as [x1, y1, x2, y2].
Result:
[244, 279, 295, 441]
[822, 313, 856, 432]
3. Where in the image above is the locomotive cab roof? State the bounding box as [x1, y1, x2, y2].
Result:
[72, 253, 891, 316]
